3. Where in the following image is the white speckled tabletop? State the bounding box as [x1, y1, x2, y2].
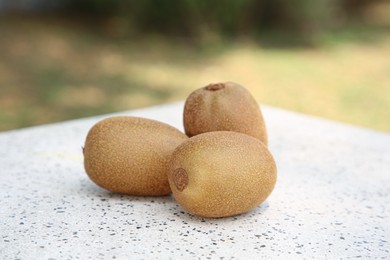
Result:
[1, 102, 389, 259]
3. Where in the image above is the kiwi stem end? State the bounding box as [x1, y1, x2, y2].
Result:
[173, 168, 188, 191]
[205, 83, 225, 91]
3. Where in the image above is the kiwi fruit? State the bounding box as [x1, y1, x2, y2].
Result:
[167, 131, 277, 218]
[83, 116, 188, 196]
[183, 82, 268, 145]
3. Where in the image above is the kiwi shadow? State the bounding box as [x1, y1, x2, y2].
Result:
[78, 178, 270, 222]
[171, 201, 271, 224]
[77, 177, 176, 204]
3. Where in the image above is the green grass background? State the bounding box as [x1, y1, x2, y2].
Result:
[0, 15, 389, 132]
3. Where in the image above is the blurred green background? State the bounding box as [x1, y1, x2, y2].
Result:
[0, 0, 389, 132]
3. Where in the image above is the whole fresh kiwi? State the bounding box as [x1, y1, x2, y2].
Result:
[83, 116, 188, 196]
[183, 82, 268, 145]
[168, 131, 277, 218]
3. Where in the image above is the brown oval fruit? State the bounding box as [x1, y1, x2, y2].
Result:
[83, 116, 188, 195]
[168, 131, 277, 218]
[184, 82, 268, 145]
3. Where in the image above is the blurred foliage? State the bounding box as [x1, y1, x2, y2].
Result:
[0, 1, 389, 131]
[0, 14, 389, 131]
[63, 0, 384, 41]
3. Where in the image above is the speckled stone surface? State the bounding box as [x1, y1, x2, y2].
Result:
[1, 102, 389, 259]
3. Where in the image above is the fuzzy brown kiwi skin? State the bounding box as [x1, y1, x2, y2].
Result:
[168, 131, 277, 218]
[183, 82, 268, 146]
[83, 116, 188, 196]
